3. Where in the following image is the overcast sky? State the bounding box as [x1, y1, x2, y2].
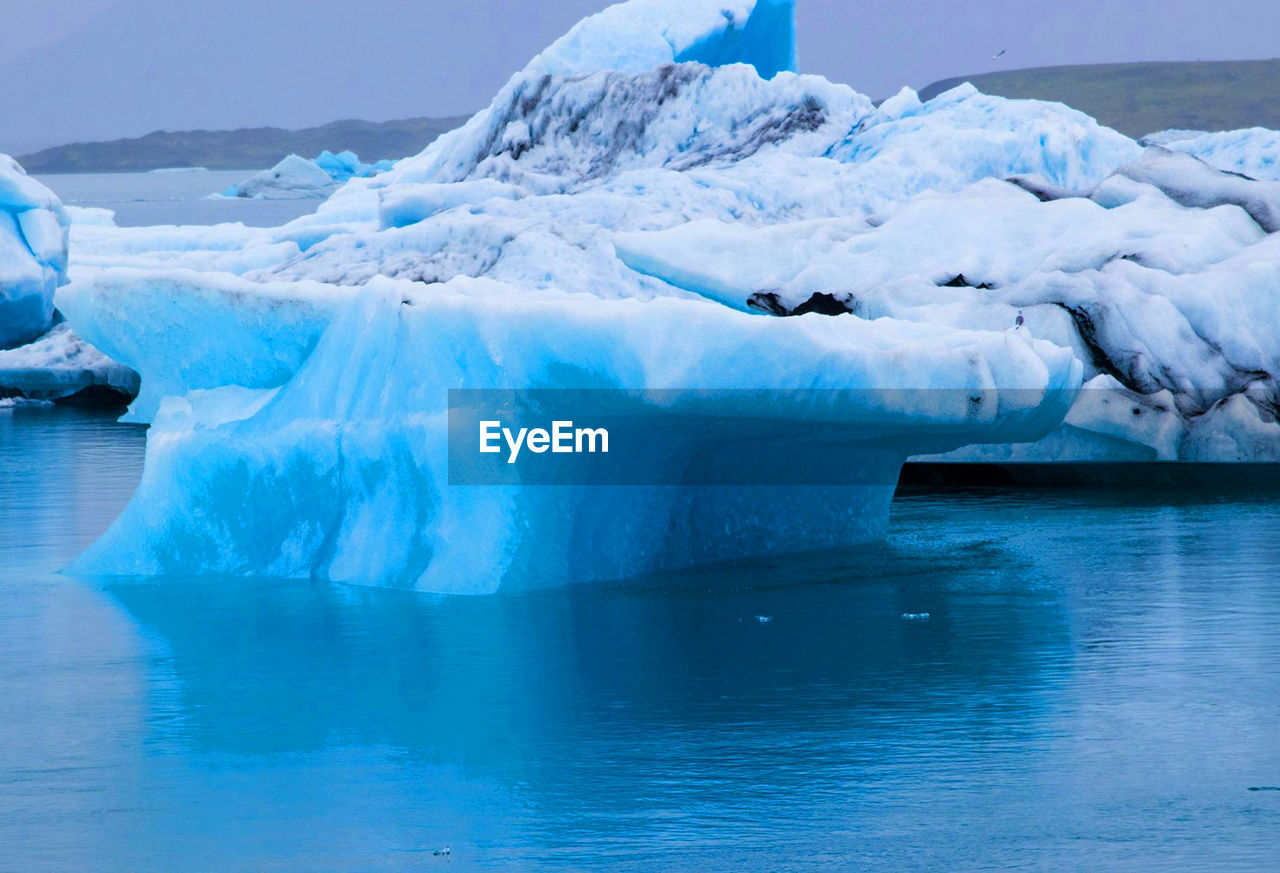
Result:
[2, 0, 1279, 154]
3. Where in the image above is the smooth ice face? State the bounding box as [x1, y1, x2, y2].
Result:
[70, 283, 1079, 592]
[527, 0, 795, 79]
[57, 270, 346, 422]
[0, 155, 68, 349]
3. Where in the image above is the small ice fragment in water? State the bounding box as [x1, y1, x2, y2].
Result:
[757, 616, 774, 624]
[901, 612, 931, 621]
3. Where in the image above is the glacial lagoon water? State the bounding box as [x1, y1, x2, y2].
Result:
[36, 170, 322, 227]
[3, 404, 1279, 872]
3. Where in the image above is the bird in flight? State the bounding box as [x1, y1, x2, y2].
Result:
[992, 49, 1007, 60]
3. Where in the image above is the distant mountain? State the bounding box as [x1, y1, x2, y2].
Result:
[919, 60, 1280, 138]
[18, 116, 472, 174]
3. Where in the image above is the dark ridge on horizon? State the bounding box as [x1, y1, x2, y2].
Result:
[19, 115, 473, 174]
[918, 59, 1280, 137]
[21, 59, 1280, 173]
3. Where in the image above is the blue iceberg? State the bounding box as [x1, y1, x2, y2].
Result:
[0, 154, 68, 349]
[56, 0, 1280, 589]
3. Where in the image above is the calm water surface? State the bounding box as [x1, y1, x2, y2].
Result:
[1, 406, 1278, 872]
[35, 170, 321, 227]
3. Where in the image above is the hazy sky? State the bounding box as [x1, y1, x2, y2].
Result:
[2, 0, 1279, 154]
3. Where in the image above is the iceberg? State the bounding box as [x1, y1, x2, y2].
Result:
[222, 151, 393, 200]
[55, 0, 1280, 589]
[70, 282, 1079, 591]
[0, 322, 138, 404]
[615, 151, 1280, 461]
[1, 154, 68, 349]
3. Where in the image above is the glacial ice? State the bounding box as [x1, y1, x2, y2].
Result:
[64, 205, 117, 227]
[52, 0, 1280, 588]
[0, 322, 139, 403]
[1147, 128, 1280, 182]
[70, 283, 1079, 591]
[1, 154, 68, 349]
[58, 270, 345, 422]
[615, 156, 1280, 460]
[527, 0, 796, 79]
[222, 151, 393, 199]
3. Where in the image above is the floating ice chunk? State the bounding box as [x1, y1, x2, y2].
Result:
[901, 613, 931, 621]
[68, 281, 1080, 591]
[65, 205, 117, 227]
[223, 151, 392, 200]
[0, 154, 68, 349]
[0, 322, 138, 403]
[223, 154, 341, 200]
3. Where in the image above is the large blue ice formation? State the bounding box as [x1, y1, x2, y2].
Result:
[0, 155, 68, 349]
[69, 283, 1078, 591]
[55, 0, 1280, 589]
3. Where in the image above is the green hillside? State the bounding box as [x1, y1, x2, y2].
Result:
[19, 115, 472, 174]
[919, 59, 1280, 137]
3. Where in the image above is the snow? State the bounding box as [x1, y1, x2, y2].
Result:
[0, 154, 68, 349]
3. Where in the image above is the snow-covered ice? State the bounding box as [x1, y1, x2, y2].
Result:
[1144, 128, 1280, 181]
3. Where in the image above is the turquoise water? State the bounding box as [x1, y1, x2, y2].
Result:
[2, 405, 1279, 871]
